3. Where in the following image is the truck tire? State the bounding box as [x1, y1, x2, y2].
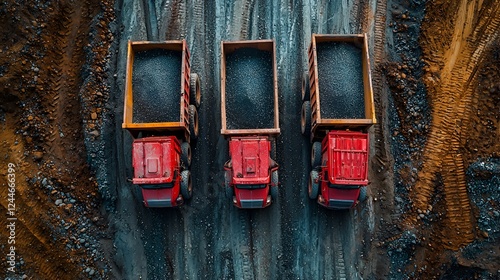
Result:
[311, 141, 322, 168]
[301, 101, 311, 136]
[190, 73, 201, 108]
[224, 171, 233, 198]
[308, 170, 319, 200]
[224, 170, 231, 189]
[271, 170, 279, 201]
[181, 170, 193, 200]
[189, 105, 199, 141]
[181, 142, 191, 167]
[225, 184, 234, 199]
[358, 186, 367, 202]
[302, 71, 310, 101]
[271, 139, 277, 161]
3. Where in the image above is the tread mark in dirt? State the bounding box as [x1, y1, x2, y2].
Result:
[230, 211, 255, 280]
[47, 3, 82, 162]
[410, 0, 500, 249]
[332, 233, 347, 280]
[372, 0, 389, 170]
[230, 0, 254, 40]
[0, 157, 79, 279]
[165, 0, 185, 39]
[143, 0, 159, 40]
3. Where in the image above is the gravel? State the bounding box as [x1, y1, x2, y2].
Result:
[132, 49, 182, 123]
[316, 42, 365, 119]
[466, 158, 500, 234]
[225, 48, 275, 129]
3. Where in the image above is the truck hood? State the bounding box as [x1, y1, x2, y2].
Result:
[230, 137, 270, 185]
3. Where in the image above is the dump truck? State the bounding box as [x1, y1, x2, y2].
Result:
[220, 39, 280, 209]
[123, 40, 201, 207]
[301, 34, 376, 209]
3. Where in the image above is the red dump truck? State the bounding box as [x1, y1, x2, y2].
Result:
[301, 34, 376, 209]
[220, 40, 280, 209]
[123, 40, 201, 207]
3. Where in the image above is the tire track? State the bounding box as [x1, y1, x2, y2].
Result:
[230, 0, 254, 40]
[112, 0, 373, 278]
[333, 236, 348, 280]
[411, 0, 500, 249]
[0, 139, 79, 279]
[0, 2, 98, 278]
[164, 0, 185, 40]
[230, 211, 254, 280]
[371, 0, 389, 174]
[362, 0, 392, 276]
[45, 3, 85, 167]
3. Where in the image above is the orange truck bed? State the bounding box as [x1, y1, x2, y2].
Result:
[307, 34, 376, 141]
[220, 39, 280, 137]
[123, 40, 192, 139]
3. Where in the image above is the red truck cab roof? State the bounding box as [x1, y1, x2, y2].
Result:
[325, 131, 368, 186]
[229, 136, 271, 185]
[132, 136, 181, 185]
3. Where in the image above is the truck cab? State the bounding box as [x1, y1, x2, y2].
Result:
[132, 136, 192, 207]
[224, 136, 278, 209]
[308, 131, 368, 209]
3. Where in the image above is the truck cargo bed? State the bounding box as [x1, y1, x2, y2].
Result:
[225, 48, 274, 129]
[317, 42, 364, 119]
[221, 40, 280, 136]
[123, 40, 192, 139]
[132, 49, 181, 123]
[307, 34, 376, 139]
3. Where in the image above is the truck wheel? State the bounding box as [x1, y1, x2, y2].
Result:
[225, 184, 234, 199]
[302, 71, 310, 101]
[271, 170, 279, 201]
[190, 73, 201, 108]
[271, 139, 277, 161]
[181, 170, 193, 200]
[224, 171, 233, 198]
[301, 101, 311, 136]
[181, 142, 191, 167]
[308, 170, 319, 200]
[311, 141, 322, 168]
[224, 170, 231, 189]
[358, 186, 367, 202]
[189, 105, 199, 141]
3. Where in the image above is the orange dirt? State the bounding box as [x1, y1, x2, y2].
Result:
[395, 0, 500, 277]
[410, 0, 500, 248]
[0, 0, 114, 278]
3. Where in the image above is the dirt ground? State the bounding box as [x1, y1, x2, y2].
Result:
[0, 0, 499, 279]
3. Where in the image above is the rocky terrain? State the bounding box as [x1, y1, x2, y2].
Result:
[0, 0, 499, 279]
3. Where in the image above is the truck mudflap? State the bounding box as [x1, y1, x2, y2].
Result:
[141, 188, 182, 207]
[318, 186, 360, 209]
[328, 199, 355, 209]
